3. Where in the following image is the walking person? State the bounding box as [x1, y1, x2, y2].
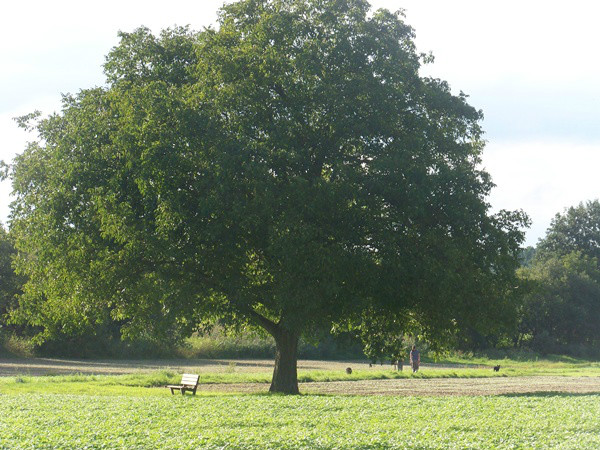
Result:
[409, 345, 420, 373]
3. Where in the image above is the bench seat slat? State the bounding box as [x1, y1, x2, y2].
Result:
[181, 376, 199, 384]
[166, 373, 199, 395]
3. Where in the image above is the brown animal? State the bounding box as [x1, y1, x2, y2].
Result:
[346, 367, 352, 374]
[493, 365, 501, 372]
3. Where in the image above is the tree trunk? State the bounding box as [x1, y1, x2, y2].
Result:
[245, 309, 300, 394]
[270, 328, 300, 394]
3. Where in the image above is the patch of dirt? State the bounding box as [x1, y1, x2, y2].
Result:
[197, 377, 600, 396]
[300, 377, 600, 396]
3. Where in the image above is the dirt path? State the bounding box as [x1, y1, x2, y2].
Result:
[2, 357, 599, 396]
[197, 376, 600, 396]
[302, 376, 600, 396]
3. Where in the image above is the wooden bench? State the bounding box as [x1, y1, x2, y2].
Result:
[166, 373, 199, 395]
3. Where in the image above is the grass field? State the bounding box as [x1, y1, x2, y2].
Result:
[1, 392, 599, 449]
[2, 357, 600, 449]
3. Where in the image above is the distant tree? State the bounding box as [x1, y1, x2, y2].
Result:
[516, 200, 600, 353]
[537, 200, 600, 262]
[518, 251, 600, 351]
[519, 246, 537, 267]
[10, 0, 526, 393]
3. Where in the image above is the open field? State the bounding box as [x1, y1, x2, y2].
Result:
[2, 355, 600, 377]
[1, 393, 599, 449]
[0, 357, 360, 376]
[1, 357, 600, 396]
[3, 374, 600, 397]
[2, 358, 600, 448]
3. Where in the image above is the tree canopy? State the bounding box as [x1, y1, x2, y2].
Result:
[517, 200, 600, 354]
[10, 0, 526, 393]
[537, 200, 600, 262]
[518, 251, 600, 351]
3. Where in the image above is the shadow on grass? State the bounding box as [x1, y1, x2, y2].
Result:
[423, 351, 600, 369]
[499, 391, 600, 398]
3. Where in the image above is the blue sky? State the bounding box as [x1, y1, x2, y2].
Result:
[2, 0, 599, 246]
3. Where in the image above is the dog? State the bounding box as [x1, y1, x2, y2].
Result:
[493, 365, 500, 372]
[346, 367, 352, 374]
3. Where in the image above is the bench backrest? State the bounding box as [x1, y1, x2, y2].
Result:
[181, 374, 199, 387]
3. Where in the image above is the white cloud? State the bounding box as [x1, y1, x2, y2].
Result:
[386, 0, 600, 87]
[482, 139, 600, 246]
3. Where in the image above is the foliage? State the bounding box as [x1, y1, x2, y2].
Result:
[1, 392, 600, 449]
[519, 245, 537, 267]
[0, 333, 35, 357]
[515, 200, 600, 355]
[180, 329, 364, 360]
[537, 199, 600, 262]
[517, 252, 600, 354]
[350, 310, 416, 363]
[0, 226, 27, 354]
[9, 0, 526, 393]
[0, 227, 22, 327]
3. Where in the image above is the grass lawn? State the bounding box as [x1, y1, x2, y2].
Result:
[1, 391, 599, 449]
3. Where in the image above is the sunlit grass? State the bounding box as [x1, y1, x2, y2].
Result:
[1, 393, 599, 449]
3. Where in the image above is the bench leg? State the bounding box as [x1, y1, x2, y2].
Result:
[170, 388, 175, 395]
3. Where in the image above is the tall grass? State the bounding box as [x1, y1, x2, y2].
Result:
[0, 333, 36, 357]
[176, 329, 364, 360]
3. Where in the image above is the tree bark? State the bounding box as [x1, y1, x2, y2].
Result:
[245, 308, 300, 394]
[269, 327, 300, 394]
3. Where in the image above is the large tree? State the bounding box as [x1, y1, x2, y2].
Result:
[10, 0, 526, 393]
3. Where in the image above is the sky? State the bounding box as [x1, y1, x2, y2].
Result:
[2, 0, 599, 246]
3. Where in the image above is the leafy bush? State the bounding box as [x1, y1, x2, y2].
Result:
[0, 332, 35, 357]
[177, 328, 364, 360]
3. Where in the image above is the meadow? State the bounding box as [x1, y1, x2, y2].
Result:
[1, 392, 599, 449]
[1, 357, 600, 449]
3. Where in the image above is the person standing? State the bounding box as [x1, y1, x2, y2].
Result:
[409, 345, 420, 373]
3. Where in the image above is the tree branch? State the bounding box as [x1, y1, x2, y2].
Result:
[246, 307, 280, 337]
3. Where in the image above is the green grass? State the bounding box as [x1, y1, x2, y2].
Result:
[427, 352, 600, 369]
[2, 359, 599, 448]
[0, 392, 599, 449]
